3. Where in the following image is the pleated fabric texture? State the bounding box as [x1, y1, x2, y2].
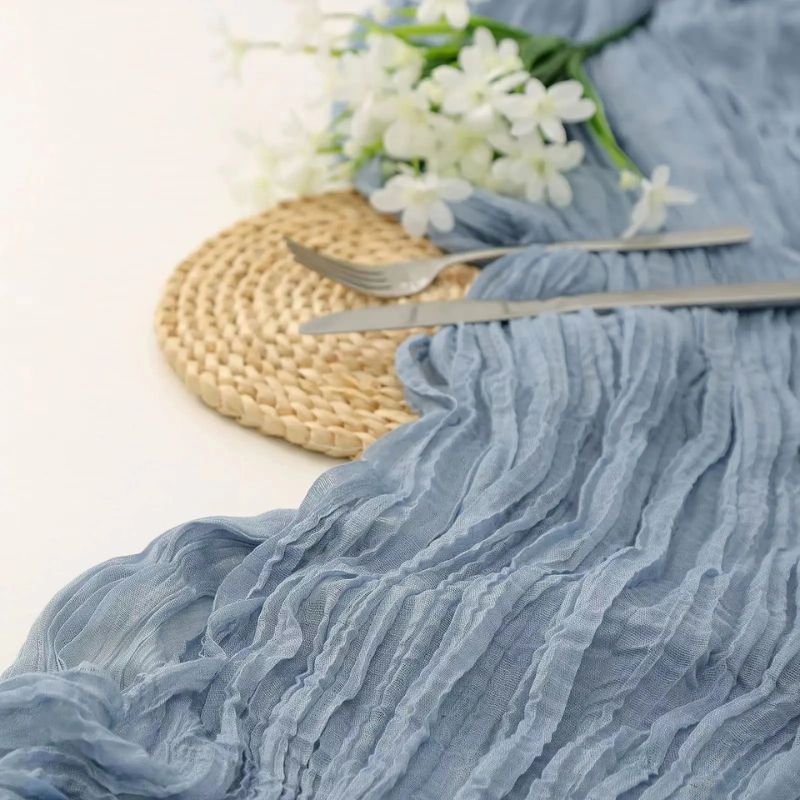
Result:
[4, 0, 800, 797]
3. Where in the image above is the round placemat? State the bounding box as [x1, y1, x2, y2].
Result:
[155, 191, 478, 459]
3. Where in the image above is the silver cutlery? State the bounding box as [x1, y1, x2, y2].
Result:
[299, 280, 800, 335]
[287, 225, 753, 298]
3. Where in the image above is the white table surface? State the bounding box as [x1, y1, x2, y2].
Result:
[0, 0, 365, 669]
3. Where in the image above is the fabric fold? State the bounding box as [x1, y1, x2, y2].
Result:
[3, 0, 800, 797]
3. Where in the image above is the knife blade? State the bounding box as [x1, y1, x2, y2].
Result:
[299, 281, 800, 335]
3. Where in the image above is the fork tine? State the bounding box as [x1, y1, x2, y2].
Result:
[286, 238, 394, 292]
[293, 254, 394, 292]
[294, 254, 393, 287]
[334, 272, 394, 293]
[286, 239, 357, 273]
[286, 238, 390, 282]
[310, 261, 392, 285]
[316, 265, 392, 291]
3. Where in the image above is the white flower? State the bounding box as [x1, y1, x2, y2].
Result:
[288, 0, 334, 54]
[432, 55, 527, 131]
[460, 27, 524, 79]
[233, 117, 352, 209]
[341, 97, 387, 160]
[492, 133, 585, 206]
[366, 33, 425, 86]
[499, 78, 596, 143]
[370, 172, 473, 237]
[618, 169, 642, 190]
[230, 136, 288, 209]
[419, 77, 446, 106]
[623, 165, 697, 237]
[428, 116, 507, 185]
[374, 87, 440, 159]
[330, 34, 423, 106]
[417, 0, 471, 29]
[211, 17, 253, 82]
[370, 1, 392, 23]
[289, 0, 322, 45]
[278, 151, 351, 197]
[278, 118, 352, 196]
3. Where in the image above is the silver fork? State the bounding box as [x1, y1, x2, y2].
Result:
[286, 225, 753, 298]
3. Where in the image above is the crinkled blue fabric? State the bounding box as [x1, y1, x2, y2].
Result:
[3, 0, 800, 797]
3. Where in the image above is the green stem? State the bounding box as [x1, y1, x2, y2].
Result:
[423, 43, 463, 60]
[466, 14, 533, 41]
[580, 12, 650, 58]
[389, 22, 456, 37]
[566, 52, 641, 175]
[423, 32, 468, 59]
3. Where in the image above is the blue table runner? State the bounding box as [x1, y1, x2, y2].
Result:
[3, 0, 800, 797]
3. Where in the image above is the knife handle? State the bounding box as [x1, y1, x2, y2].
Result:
[545, 225, 753, 254]
[529, 280, 800, 317]
[436, 225, 753, 268]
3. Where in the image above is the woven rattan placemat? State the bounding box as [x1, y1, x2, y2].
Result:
[155, 191, 477, 459]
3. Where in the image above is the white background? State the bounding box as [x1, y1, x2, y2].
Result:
[0, 1, 364, 669]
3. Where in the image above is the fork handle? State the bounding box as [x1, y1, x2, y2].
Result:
[436, 246, 522, 267]
[435, 225, 753, 267]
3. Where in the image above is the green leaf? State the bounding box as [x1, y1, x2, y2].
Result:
[466, 14, 532, 42]
[519, 35, 567, 71]
[530, 48, 574, 85]
[580, 12, 651, 58]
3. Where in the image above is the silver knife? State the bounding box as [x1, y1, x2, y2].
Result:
[300, 281, 800, 335]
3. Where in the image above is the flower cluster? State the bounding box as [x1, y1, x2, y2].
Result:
[225, 0, 696, 240]
[330, 24, 603, 234]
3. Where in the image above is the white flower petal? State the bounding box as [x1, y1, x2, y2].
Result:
[557, 98, 596, 123]
[540, 116, 567, 144]
[431, 65, 461, 88]
[489, 131, 518, 155]
[442, 89, 473, 115]
[370, 186, 405, 213]
[642, 204, 668, 232]
[429, 200, 455, 232]
[402, 205, 430, 238]
[493, 71, 528, 93]
[473, 27, 495, 52]
[548, 80, 584, 104]
[525, 78, 547, 101]
[499, 39, 520, 61]
[439, 177, 473, 202]
[546, 172, 573, 207]
[664, 186, 698, 205]
[446, 2, 471, 29]
[371, 2, 391, 23]
[623, 197, 650, 238]
[511, 119, 539, 137]
[651, 164, 671, 187]
[383, 122, 414, 159]
[496, 94, 526, 121]
[548, 140, 585, 171]
[524, 173, 546, 203]
[459, 45, 483, 74]
[416, 0, 439, 24]
[465, 104, 498, 131]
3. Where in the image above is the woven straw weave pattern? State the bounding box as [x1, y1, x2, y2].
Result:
[155, 191, 477, 459]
